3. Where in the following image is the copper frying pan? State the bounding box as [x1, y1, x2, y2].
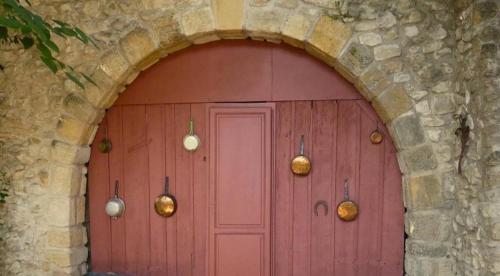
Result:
[154, 177, 177, 218]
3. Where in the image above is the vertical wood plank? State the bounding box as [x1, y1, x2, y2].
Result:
[88, 118, 111, 272]
[334, 101, 360, 276]
[274, 102, 293, 276]
[356, 108, 384, 276]
[175, 104, 194, 276]
[146, 105, 167, 276]
[291, 101, 312, 276]
[107, 107, 127, 273]
[192, 103, 209, 276]
[381, 132, 404, 273]
[164, 104, 178, 276]
[310, 101, 336, 276]
[122, 105, 150, 275]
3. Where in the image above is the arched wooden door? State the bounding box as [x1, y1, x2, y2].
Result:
[88, 41, 404, 276]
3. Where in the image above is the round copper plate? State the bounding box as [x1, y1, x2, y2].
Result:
[337, 201, 359, 221]
[99, 138, 112, 153]
[291, 155, 311, 176]
[370, 130, 384, 144]
[154, 195, 177, 217]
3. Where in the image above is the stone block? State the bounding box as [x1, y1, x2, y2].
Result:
[276, 0, 298, 9]
[374, 44, 401, 60]
[56, 116, 95, 146]
[181, 7, 218, 44]
[473, 1, 498, 23]
[405, 211, 451, 241]
[303, 0, 335, 8]
[480, 202, 500, 219]
[431, 94, 455, 115]
[406, 240, 449, 257]
[406, 174, 443, 210]
[97, 49, 131, 84]
[390, 113, 425, 149]
[120, 27, 160, 70]
[372, 84, 412, 123]
[282, 13, 313, 48]
[306, 16, 352, 63]
[147, 12, 190, 55]
[246, 9, 286, 41]
[82, 69, 120, 109]
[355, 66, 391, 101]
[51, 141, 91, 165]
[48, 165, 82, 196]
[213, 0, 245, 38]
[338, 42, 374, 77]
[48, 226, 85, 248]
[47, 196, 77, 226]
[491, 223, 500, 240]
[358, 32, 382, 46]
[63, 94, 100, 125]
[405, 256, 454, 275]
[76, 196, 86, 224]
[400, 144, 438, 173]
[47, 247, 88, 268]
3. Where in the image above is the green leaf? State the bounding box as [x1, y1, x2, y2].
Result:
[82, 73, 97, 86]
[0, 16, 23, 29]
[53, 26, 76, 37]
[36, 41, 52, 58]
[40, 55, 58, 73]
[0, 26, 7, 39]
[20, 36, 34, 48]
[75, 27, 98, 48]
[65, 71, 84, 89]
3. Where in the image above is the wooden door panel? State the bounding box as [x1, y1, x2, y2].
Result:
[209, 105, 273, 276]
[215, 234, 264, 276]
[89, 100, 403, 276]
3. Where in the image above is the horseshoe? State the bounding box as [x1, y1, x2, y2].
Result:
[314, 200, 329, 216]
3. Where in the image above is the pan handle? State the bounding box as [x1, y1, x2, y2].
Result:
[344, 179, 350, 201]
[299, 135, 305, 155]
[164, 176, 169, 194]
[114, 180, 119, 197]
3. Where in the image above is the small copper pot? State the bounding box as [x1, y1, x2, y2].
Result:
[291, 135, 311, 176]
[154, 177, 177, 218]
[337, 179, 359, 222]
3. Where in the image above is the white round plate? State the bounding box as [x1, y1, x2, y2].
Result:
[183, 134, 200, 151]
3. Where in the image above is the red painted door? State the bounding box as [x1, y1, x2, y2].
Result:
[87, 41, 403, 276]
[208, 105, 273, 276]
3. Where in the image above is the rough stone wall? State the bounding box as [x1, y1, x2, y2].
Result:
[0, 0, 495, 275]
[454, 0, 500, 275]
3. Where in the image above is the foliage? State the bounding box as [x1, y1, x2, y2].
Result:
[0, 171, 9, 204]
[0, 0, 97, 88]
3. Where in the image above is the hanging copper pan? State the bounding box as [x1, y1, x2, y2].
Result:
[291, 135, 311, 176]
[337, 179, 359, 222]
[154, 177, 177, 217]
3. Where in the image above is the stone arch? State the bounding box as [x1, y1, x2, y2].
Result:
[2, 3, 452, 276]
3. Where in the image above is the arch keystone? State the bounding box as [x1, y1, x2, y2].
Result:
[212, 0, 246, 38]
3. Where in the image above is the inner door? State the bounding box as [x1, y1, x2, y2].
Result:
[208, 104, 273, 276]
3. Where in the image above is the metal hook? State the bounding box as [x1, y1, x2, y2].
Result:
[314, 200, 329, 216]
